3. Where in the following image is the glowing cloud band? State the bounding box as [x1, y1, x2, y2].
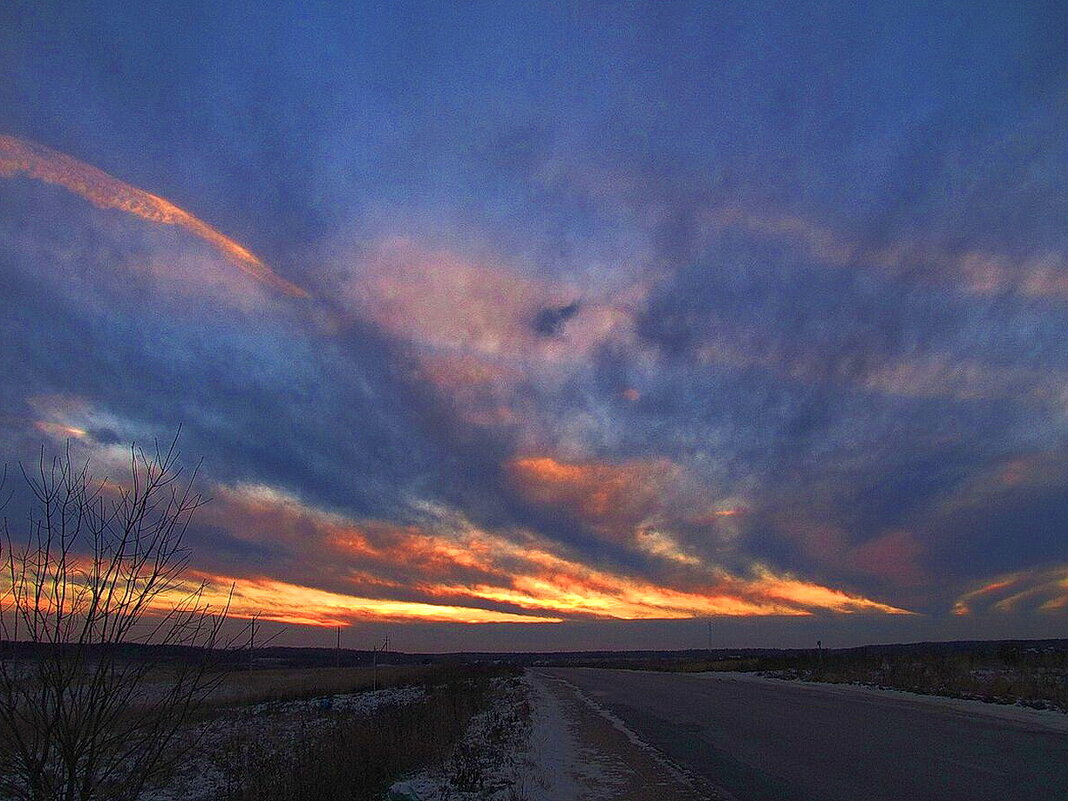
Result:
[187, 574, 564, 627]
[0, 134, 309, 298]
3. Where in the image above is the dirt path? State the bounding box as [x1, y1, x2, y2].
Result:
[523, 669, 731, 801]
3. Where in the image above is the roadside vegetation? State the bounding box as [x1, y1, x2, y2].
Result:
[202, 665, 529, 801]
[751, 644, 1068, 711]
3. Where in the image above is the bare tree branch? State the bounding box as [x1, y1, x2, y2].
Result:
[0, 434, 242, 801]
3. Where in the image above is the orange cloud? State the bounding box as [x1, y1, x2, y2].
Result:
[429, 563, 910, 620]
[952, 566, 1068, 616]
[0, 134, 308, 298]
[506, 455, 743, 565]
[34, 420, 88, 439]
[0, 553, 556, 628]
[347, 237, 560, 356]
[201, 480, 912, 624]
[748, 569, 913, 614]
[348, 238, 649, 361]
[25, 395, 149, 474]
[431, 578, 806, 619]
[207, 483, 510, 585]
[186, 573, 562, 627]
[507, 455, 683, 538]
[849, 530, 926, 586]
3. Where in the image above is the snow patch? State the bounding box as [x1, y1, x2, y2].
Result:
[143, 685, 426, 801]
[387, 675, 533, 801]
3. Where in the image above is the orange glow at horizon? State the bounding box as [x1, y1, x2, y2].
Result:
[184, 573, 564, 627]
[201, 480, 915, 624]
[0, 134, 309, 298]
[1, 469, 916, 629]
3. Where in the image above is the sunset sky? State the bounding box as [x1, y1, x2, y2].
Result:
[1, 2, 1066, 651]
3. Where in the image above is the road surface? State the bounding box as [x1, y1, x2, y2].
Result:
[539, 668, 1068, 801]
[524, 670, 725, 800]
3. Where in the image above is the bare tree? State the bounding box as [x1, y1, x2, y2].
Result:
[0, 435, 235, 801]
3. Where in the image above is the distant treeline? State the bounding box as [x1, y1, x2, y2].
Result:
[536, 638, 1068, 666]
[5, 637, 1067, 671]
[0, 640, 432, 669]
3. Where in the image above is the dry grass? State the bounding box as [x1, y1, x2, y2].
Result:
[210, 666, 517, 801]
[202, 665, 439, 708]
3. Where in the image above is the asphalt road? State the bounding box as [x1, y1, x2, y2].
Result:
[543, 668, 1068, 801]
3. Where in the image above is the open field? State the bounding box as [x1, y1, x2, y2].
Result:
[203, 664, 441, 708]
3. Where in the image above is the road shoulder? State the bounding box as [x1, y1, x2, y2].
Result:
[526, 669, 733, 801]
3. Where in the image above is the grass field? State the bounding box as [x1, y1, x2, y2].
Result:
[203, 664, 440, 707]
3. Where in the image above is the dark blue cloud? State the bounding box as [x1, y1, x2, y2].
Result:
[2, 0, 1066, 645]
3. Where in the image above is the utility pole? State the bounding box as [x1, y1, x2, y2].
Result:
[372, 632, 390, 691]
[707, 619, 713, 652]
[335, 625, 341, 669]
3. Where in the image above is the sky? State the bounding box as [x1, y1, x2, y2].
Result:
[1, 1, 1066, 651]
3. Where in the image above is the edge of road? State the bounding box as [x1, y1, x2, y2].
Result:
[585, 668, 1068, 734]
[548, 671, 740, 801]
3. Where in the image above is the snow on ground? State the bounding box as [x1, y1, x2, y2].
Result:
[387, 669, 644, 801]
[516, 671, 587, 801]
[387, 675, 537, 801]
[526, 673, 634, 801]
[387, 669, 718, 801]
[144, 685, 426, 801]
[243, 684, 425, 717]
